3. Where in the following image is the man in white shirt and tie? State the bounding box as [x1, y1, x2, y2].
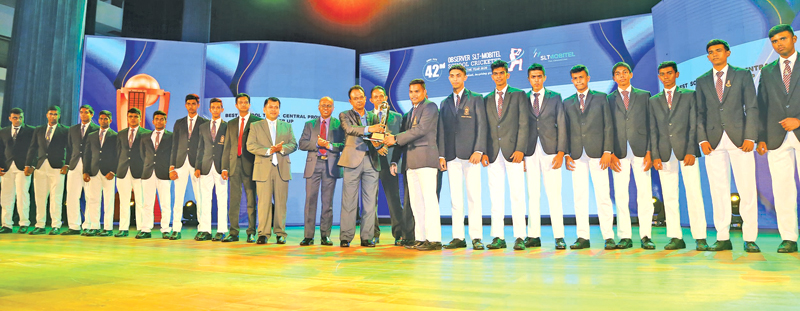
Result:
[0, 108, 35, 234]
[195, 98, 229, 241]
[140, 110, 173, 239]
[25, 106, 69, 235]
[169, 94, 208, 240]
[81, 110, 118, 237]
[64, 105, 99, 235]
[114, 108, 150, 237]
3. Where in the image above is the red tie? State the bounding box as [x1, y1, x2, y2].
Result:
[716, 71, 724, 102]
[238, 117, 244, 156]
[128, 128, 134, 148]
[497, 91, 504, 117]
[579, 94, 586, 112]
[784, 60, 792, 93]
[622, 90, 630, 110]
[155, 131, 161, 150]
[667, 91, 673, 110]
[320, 119, 328, 156]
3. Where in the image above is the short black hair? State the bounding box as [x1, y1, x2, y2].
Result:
[348, 85, 365, 99]
[611, 62, 632, 76]
[370, 86, 387, 97]
[491, 60, 509, 72]
[48, 105, 61, 114]
[769, 24, 795, 39]
[79, 104, 94, 114]
[185, 94, 200, 103]
[9, 108, 23, 115]
[658, 61, 678, 73]
[409, 79, 426, 89]
[209, 98, 223, 108]
[706, 39, 730, 52]
[98, 110, 112, 119]
[127, 108, 142, 116]
[234, 93, 250, 103]
[527, 63, 545, 76]
[570, 64, 589, 76]
[264, 97, 281, 108]
[449, 64, 467, 75]
[153, 110, 167, 118]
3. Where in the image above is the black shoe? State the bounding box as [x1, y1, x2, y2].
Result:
[640, 237, 655, 250]
[486, 237, 507, 249]
[300, 238, 314, 246]
[695, 239, 710, 251]
[614, 238, 631, 249]
[193, 232, 202, 240]
[604, 238, 617, 250]
[0, 227, 12, 234]
[212, 233, 224, 241]
[664, 238, 686, 250]
[444, 238, 467, 249]
[340, 240, 350, 247]
[17, 226, 29, 234]
[570, 238, 590, 249]
[513, 238, 526, 251]
[360, 239, 375, 247]
[472, 239, 485, 250]
[708, 240, 732, 251]
[61, 229, 81, 236]
[555, 238, 567, 250]
[29, 227, 47, 235]
[321, 237, 333, 246]
[744, 241, 761, 253]
[80, 229, 90, 236]
[195, 232, 211, 241]
[162, 232, 172, 239]
[97, 229, 113, 237]
[49, 228, 61, 235]
[276, 236, 286, 244]
[135, 231, 152, 239]
[524, 237, 541, 248]
[401, 239, 416, 246]
[405, 241, 424, 249]
[394, 239, 403, 246]
[247, 234, 256, 243]
[257, 236, 268, 244]
[85, 229, 98, 237]
[778, 240, 798, 253]
[222, 235, 239, 242]
[114, 230, 129, 237]
[417, 241, 443, 251]
[169, 232, 182, 240]
[372, 237, 380, 245]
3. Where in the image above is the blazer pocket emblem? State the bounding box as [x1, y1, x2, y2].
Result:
[219, 135, 224, 144]
[464, 107, 470, 116]
[726, 80, 732, 88]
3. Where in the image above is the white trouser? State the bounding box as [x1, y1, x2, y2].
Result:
[141, 175, 172, 233]
[446, 158, 482, 240]
[704, 132, 758, 241]
[199, 163, 228, 233]
[524, 141, 565, 239]
[1, 162, 31, 227]
[487, 150, 526, 239]
[612, 143, 654, 239]
[116, 169, 144, 231]
[82, 172, 116, 230]
[33, 160, 65, 228]
[65, 159, 87, 230]
[659, 151, 706, 239]
[572, 153, 613, 240]
[768, 132, 800, 241]
[407, 167, 441, 242]
[173, 156, 200, 231]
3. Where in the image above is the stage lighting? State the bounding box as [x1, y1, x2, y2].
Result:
[182, 201, 198, 226]
[651, 196, 666, 227]
[730, 193, 742, 230]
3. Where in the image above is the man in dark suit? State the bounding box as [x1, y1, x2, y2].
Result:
[64, 105, 99, 235]
[756, 24, 800, 253]
[479, 60, 529, 250]
[338, 85, 384, 247]
[139, 110, 173, 239]
[0, 108, 34, 234]
[25, 106, 69, 235]
[247, 97, 297, 245]
[563, 65, 615, 250]
[696, 39, 760, 252]
[650, 61, 708, 251]
[81, 110, 117, 237]
[195, 98, 229, 241]
[298, 97, 343, 246]
[436, 65, 487, 250]
[386, 79, 441, 251]
[607, 62, 655, 250]
[169, 94, 208, 240]
[221, 93, 263, 243]
[114, 108, 150, 237]
[522, 63, 568, 250]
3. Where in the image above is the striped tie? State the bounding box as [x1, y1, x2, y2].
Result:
[579, 93, 586, 112]
[532, 93, 540, 117]
[497, 91, 504, 117]
[622, 90, 630, 110]
[784, 60, 792, 93]
[667, 91, 673, 110]
[715, 71, 724, 102]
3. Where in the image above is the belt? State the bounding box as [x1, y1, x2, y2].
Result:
[318, 155, 328, 160]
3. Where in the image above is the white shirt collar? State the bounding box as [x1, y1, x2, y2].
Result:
[267, 118, 277, 125]
[577, 89, 590, 98]
[664, 85, 677, 94]
[712, 64, 729, 78]
[320, 116, 331, 124]
[496, 85, 508, 95]
[454, 87, 465, 98]
[781, 53, 797, 71]
[531, 87, 545, 98]
[618, 85, 632, 94]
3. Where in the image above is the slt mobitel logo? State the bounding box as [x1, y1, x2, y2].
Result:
[423, 58, 446, 82]
[537, 48, 576, 63]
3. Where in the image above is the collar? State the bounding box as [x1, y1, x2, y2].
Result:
[713, 64, 729, 77]
[617, 85, 632, 94]
[129, 126, 139, 132]
[531, 87, 545, 98]
[664, 85, 677, 94]
[267, 119, 277, 125]
[781, 52, 798, 66]
[495, 85, 508, 95]
[453, 87, 465, 98]
[320, 117, 331, 124]
[577, 89, 590, 98]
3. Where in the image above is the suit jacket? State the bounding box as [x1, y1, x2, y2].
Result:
[82, 128, 118, 176]
[141, 130, 174, 180]
[563, 90, 614, 159]
[247, 119, 297, 182]
[696, 64, 759, 148]
[67, 122, 100, 170]
[524, 88, 567, 156]
[298, 117, 344, 179]
[221, 113, 263, 177]
[26, 123, 69, 169]
[484, 86, 529, 163]
[608, 87, 652, 157]
[393, 99, 440, 170]
[758, 53, 800, 150]
[196, 119, 227, 175]
[337, 109, 381, 171]
[171, 115, 208, 168]
[650, 87, 700, 161]
[438, 89, 488, 161]
[0, 124, 35, 171]
[116, 127, 151, 179]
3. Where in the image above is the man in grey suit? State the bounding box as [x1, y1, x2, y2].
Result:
[81, 110, 117, 237]
[696, 39, 760, 252]
[139, 110, 173, 239]
[247, 97, 297, 245]
[64, 105, 99, 235]
[650, 61, 708, 251]
[338, 85, 385, 247]
[479, 60, 529, 251]
[298, 97, 343, 246]
[221, 93, 263, 243]
[195, 98, 229, 241]
[756, 24, 800, 253]
[386, 79, 442, 251]
[563, 65, 614, 250]
[607, 62, 655, 250]
[169, 94, 208, 240]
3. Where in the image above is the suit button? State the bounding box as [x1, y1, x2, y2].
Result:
[128, 157, 130, 159]
[719, 108, 723, 111]
[670, 135, 673, 137]
[669, 123, 672, 126]
[722, 123, 726, 127]
[497, 126, 500, 128]
[582, 134, 585, 137]
[498, 138, 502, 140]
[100, 151, 102, 153]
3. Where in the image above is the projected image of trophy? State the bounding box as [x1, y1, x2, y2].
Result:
[371, 101, 390, 141]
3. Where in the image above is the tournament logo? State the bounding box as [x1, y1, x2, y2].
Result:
[509, 48, 524, 72]
[423, 58, 446, 82]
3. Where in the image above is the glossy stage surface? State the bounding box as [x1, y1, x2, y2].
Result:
[1, 225, 798, 310]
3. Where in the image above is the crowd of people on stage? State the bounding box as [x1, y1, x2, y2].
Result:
[2, 24, 800, 254]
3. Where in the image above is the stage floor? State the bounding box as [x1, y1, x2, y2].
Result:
[1, 225, 799, 310]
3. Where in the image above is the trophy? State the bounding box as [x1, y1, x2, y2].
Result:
[368, 101, 390, 141]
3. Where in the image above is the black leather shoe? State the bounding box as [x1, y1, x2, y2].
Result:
[169, 232, 182, 240]
[85, 229, 99, 237]
[256, 236, 268, 244]
[417, 241, 443, 251]
[29, 227, 47, 235]
[195, 232, 211, 241]
[321, 237, 333, 246]
[340, 240, 350, 247]
[80, 229, 90, 236]
[778, 240, 798, 253]
[709, 240, 732, 251]
[162, 232, 172, 239]
[695, 239, 710, 251]
[394, 239, 403, 246]
[444, 238, 467, 249]
[193, 232, 202, 240]
[61, 229, 81, 236]
[614, 238, 631, 249]
[115, 230, 129, 237]
[360, 239, 375, 247]
[405, 241, 423, 249]
[247, 234, 256, 243]
[641, 237, 655, 250]
[17, 226, 29, 234]
[472, 239, 485, 250]
[276, 236, 286, 244]
[604, 238, 617, 250]
[570, 238, 590, 249]
[300, 238, 314, 246]
[524, 237, 541, 248]
[49, 228, 61, 235]
[135, 231, 152, 239]
[372, 237, 380, 245]
[487, 237, 507, 249]
[212, 233, 224, 241]
[664, 238, 686, 250]
[555, 238, 567, 250]
[222, 235, 239, 242]
[401, 239, 416, 246]
[0, 227, 12, 233]
[744, 241, 761, 253]
[97, 229, 113, 237]
[513, 238, 526, 250]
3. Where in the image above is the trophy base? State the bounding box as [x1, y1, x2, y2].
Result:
[371, 133, 386, 141]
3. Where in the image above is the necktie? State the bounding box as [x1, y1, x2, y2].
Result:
[716, 71, 724, 102]
[12, 127, 18, 141]
[188, 118, 194, 138]
[155, 131, 161, 150]
[99, 130, 105, 147]
[455, 94, 461, 109]
[270, 122, 278, 166]
[129, 128, 134, 148]
[579, 93, 586, 112]
[211, 120, 217, 139]
[622, 90, 630, 110]
[784, 60, 792, 93]
[320, 119, 328, 156]
[532, 93, 540, 117]
[46, 126, 53, 146]
[238, 117, 244, 156]
[497, 91, 504, 117]
[81, 124, 86, 137]
[667, 91, 673, 110]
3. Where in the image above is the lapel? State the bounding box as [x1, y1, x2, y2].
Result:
[539, 90, 552, 117]
[669, 89, 680, 118]
[486, 90, 499, 122]
[264, 120, 274, 146]
[787, 53, 800, 99]
[212, 121, 224, 143]
[614, 90, 628, 115]
[720, 66, 733, 105]
[446, 94, 458, 117]
[580, 91, 592, 114]
[312, 117, 322, 137]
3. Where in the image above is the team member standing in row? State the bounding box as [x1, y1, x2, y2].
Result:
[81, 110, 118, 237]
[64, 105, 99, 235]
[0, 108, 34, 234]
[139, 110, 173, 239]
[170, 94, 207, 240]
[195, 98, 229, 241]
[115, 108, 148, 237]
[26, 106, 68, 235]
